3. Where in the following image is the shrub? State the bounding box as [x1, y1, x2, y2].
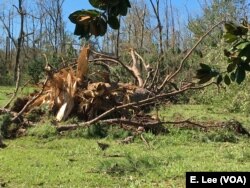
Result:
[27, 58, 45, 84]
[86, 123, 109, 138]
[0, 114, 18, 138]
[200, 130, 239, 143]
[28, 124, 57, 138]
[106, 126, 132, 139]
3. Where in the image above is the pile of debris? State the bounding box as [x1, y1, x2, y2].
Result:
[8, 45, 168, 134]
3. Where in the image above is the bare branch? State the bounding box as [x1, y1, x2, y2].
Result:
[56, 116, 208, 132]
[149, 0, 163, 54]
[148, 55, 164, 90]
[0, 16, 17, 48]
[90, 57, 135, 78]
[11, 77, 49, 122]
[134, 50, 150, 70]
[130, 48, 144, 87]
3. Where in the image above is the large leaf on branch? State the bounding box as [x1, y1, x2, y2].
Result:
[216, 75, 223, 85]
[195, 63, 219, 84]
[224, 74, 231, 85]
[89, 0, 107, 10]
[222, 20, 250, 85]
[227, 62, 236, 73]
[69, 10, 107, 38]
[89, 0, 120, 10]
[69, 10, 100, 23]
[223, 33, 238, 43]
[117, 0, 131, 16]
[108, 0, 131, 17]
[235, 66, 246, 84]
[108, 16, 120, 29]
[243, 63, 250, 71]
[238, 43, 250, 61]
[224, 22, 248, 36]
[69, 0, 131, 38]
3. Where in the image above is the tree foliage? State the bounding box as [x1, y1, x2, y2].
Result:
[195, 20, 250, 85]
[223, 20, 250, 84]
[69, 0, 131, 38]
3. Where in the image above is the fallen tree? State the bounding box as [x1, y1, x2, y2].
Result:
[0, 20, 228, 136]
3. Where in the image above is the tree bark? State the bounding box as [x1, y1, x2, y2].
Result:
[4, 0, 25, 109]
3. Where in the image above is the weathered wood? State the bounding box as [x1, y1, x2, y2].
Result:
[76, 46, 90, 82]
[56, 73, 77, 121]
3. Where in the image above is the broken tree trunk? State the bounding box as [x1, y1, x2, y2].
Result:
[7, 21, 225, 134]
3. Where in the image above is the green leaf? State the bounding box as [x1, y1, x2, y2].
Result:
[97, 18, 107, 36]
[84, 10, 100, 17]
[224, 75, 231, 85]
[109, 6, 120, 17]
[107, 0, 131, 17]
[199, 63, 211, 70]
[224, 22, 248, 36]
[74, 24, 90, 39]
[216, 75, 223, 85]
[238, 44, 250, 61]
[224, 22, 238, 34]
[118, 0, 129, 16]
[235, 66, 246, 84]
[108, 16, 120, 29]
[69, 10, 100, 24]
[227, 63, 236, 73]
[69, 10, 84, 23]
[89, 0, 107, 10]
[89, 22, 99, 36]
[243, 63, 250, 71]
[109, 0, 120, 6]
[126, 0, 131, 7]
[236, 42, 250, 50]
[195, 69, 210, 79]
[198, 76, 213, 84]
[223, 33, 238, 43]
[69, 9, 105, 38]
[235, 26, 248, 36]
[230, 72, 236, 81]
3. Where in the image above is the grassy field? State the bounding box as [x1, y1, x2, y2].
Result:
[0, 86, 250, 187]
[0, 86, 34, 107]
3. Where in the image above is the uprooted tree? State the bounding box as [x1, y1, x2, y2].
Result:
[1, 0, 249, 136]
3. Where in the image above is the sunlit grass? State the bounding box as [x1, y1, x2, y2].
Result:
[159, 104, 250, 129]
[0, 133, 249, 187]
[0, 86, 35, 107]
[0, 86, 250, 187]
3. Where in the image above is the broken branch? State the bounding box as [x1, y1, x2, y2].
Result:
[11, 77, 49, 122]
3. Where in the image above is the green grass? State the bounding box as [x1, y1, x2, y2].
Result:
[0, 86, 35, 107]
[0, 86, 250, 187]
[159, 104, 250, 130]
[1, 132, 249, 188]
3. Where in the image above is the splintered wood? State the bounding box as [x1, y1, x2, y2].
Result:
[21, 46, 149, 122]
[25, 46, 90, 122]
[76, 45, 90, 82]
[56, 72, 77, 121]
